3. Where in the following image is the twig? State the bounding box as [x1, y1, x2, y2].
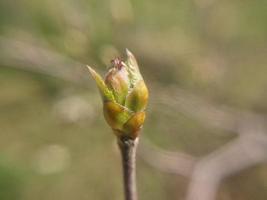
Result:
[186, 133, 267, 200]
[156, 85, 267, 134]
[118, 137, 139, 200]
[138, 138, 195, 177]
[0, 35, 88, 85]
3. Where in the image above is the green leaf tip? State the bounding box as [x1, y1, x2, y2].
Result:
[125, 49, 143, 88]
[86, 65, 115, 102]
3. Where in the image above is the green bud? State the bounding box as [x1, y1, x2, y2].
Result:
[87, 49, 148, 139]
[105, 58, 130, 104]
[123, 111, 146, 138]
[125, 80, 148, 112]
[103, 101, 133, 131]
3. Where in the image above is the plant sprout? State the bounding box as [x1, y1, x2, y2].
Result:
[87, 49, 148, 200]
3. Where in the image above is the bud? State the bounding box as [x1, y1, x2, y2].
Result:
[87, 49, 148, 139]
[105, 58, 130, 104]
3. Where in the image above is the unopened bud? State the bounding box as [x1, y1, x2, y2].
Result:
[105, 58, 130, 104]
[87, 49, 148, 139]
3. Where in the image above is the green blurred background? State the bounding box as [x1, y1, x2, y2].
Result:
[0, 0, 267, 199]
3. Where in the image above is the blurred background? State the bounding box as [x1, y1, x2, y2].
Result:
[0, 0, 267, 199]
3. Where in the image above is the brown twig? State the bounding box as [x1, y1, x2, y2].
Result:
[138, 138, 195, 177]
[118, 137, 139, 200]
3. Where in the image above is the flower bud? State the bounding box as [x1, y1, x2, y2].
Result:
[87, 49, 148, 139]
[105, 58, 130, 104]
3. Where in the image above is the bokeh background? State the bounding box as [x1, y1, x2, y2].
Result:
[0, 0, 267, 199]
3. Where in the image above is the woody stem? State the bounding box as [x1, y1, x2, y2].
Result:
[118, 137, 139, 200]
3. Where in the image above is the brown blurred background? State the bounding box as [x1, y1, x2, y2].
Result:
[0, 0, 267, 199]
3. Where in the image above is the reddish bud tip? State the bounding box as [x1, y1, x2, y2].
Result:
[111, 58, 124, 70]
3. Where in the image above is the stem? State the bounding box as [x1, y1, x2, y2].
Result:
[118, 137, 139, 200]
